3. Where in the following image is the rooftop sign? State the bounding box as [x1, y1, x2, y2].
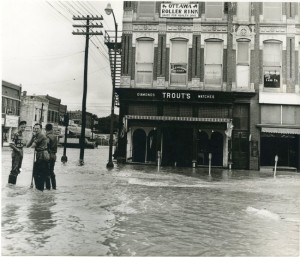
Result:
[160, 3, 199, 18]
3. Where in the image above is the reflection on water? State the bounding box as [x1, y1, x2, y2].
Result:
[2, 148, 300, 256]
[28, 194, 55, 236]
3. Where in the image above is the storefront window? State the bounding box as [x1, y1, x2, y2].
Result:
[263, 41, 281, 88]
[282, 106, 295, 125]
[128, 103, 157, 116]
[206, 2, 223, 19]
[237, 2, 250, 22]
[170, 39, 188, 86]
[261, 105, 281, 124]
[205, 40, 223, 86]
[263, 2, 282, 21]
[136, 38, 154, 86]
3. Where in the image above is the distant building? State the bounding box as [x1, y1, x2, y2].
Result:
[68, 110, 93, 129]
[20, 92, 49, 139]
[41, 94, 61, 126]
[2, 80, 22, 146]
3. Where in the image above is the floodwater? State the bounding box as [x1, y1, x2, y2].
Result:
[2, 147, 300, 256]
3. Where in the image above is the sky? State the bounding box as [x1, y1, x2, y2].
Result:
[1, 0, 123, 118]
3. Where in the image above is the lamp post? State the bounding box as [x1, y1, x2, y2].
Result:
[105, 3, 118, 168]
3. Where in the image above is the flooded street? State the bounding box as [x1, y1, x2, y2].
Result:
[2, 147, 300, 256]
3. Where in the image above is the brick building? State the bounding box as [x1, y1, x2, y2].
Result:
[115, 2, 300, 170]
[2, 81, 22, 146]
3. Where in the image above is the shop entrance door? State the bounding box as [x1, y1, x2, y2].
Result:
[132, 129, 146, 162]
[232, 131, 249, 169]
[162, 127, 193, 167]
[210, 132, 224, 166]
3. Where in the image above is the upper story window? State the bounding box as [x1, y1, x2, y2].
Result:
[136, 38, 154, 86]
[205, 2, 223, 19]
[263, 2, 282, 21]
[137, 1, 155, 19]
[237, 2, 250, 22]
[205, 39, 223, 86]
[170, 39, 188, 86]
[263, 40, 282, 89]
[236, 39, 250, 89]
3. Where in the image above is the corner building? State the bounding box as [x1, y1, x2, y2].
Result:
[116, 2, 300, 170]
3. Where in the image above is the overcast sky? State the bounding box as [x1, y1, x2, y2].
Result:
[1, 0, 123, 117]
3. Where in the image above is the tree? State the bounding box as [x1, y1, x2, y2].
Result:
[95, 114, 119, 134]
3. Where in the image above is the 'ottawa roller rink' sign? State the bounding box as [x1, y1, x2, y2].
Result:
[160, 3, 199, 18]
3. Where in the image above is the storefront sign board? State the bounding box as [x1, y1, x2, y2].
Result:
[160, 3, 199, 18]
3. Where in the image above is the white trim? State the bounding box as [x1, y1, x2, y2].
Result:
[259, 92, 300, 105]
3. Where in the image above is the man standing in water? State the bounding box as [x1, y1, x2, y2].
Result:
[8, 120, 27, 185]
[27, 123, 49, 191]
[45, 123, 57, 190]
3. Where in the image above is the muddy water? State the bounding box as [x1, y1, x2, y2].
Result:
[2, 147, 300, 256]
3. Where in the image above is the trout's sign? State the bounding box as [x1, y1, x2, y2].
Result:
[160, 3, 199, 18]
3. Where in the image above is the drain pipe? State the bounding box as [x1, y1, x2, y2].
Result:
[208, 153, 212, 177]
[274, 155, 278, 178]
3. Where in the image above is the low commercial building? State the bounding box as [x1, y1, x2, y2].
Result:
[2, 81, 22, 146]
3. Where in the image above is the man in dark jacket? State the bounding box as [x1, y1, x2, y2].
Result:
[27, 123, 49, 191]
[45, 123, 57, 190]
[8, 120, 27, 184]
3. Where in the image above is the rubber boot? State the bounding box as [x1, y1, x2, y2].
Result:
[45, 176, 51, 190]
[51, 175, 56, 190]
[8, 174, 17, 185]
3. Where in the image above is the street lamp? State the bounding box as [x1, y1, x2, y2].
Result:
[105, 3, 118, 168]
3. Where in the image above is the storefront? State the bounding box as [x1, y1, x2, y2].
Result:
[258, 92, 300, 171]
[116, 88, 255, 168]
[2, 115, 19, 146]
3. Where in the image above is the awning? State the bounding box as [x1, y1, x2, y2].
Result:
[261, 127, 300, 135]
[125, 115, 231, 123]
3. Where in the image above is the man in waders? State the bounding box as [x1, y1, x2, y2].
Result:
[45, 123, 57, 190]
[27, 123, 49, 191]
[8, 120, 27, 184]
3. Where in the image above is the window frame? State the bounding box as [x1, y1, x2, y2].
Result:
[169, 38, 189, 86]
[137, 1, 156, 19]
[205, 2, 224, 20]
[204, 39, 223, 87]
[263, 2, 282, 22]
[237, 2, 250, 22]
[135, 37, 154, 86]
[263, 40, 282, 90]
[236, 39, 250, 89]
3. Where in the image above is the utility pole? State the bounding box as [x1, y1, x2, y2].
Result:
[72, 15, 103, 165]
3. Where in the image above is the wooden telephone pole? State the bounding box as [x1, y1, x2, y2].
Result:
[72, 15, 103, 165]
